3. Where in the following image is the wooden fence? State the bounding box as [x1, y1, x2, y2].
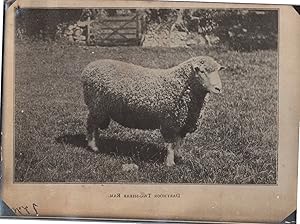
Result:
[86, 13, 145, 46]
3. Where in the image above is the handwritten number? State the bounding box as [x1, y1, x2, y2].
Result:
[13, 203, 39, 216]
[13, 208, 23, 215]
[32, 203, 39, 215]
[21, 206, 30, 215]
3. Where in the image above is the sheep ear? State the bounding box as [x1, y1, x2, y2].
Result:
[191, 65, 200, 77]
[190, 62, 199, 71]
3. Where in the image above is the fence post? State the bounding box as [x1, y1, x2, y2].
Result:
[136, 12, 139, 45]
[140, 14, 145, 46]
[86, 16, 91, 45]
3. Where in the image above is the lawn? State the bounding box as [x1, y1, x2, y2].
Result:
[14, 41, 278, 184]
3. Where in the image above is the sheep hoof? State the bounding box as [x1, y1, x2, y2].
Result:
[88, 140, 99, 152]
[165, 160, 175, 167]
[90, 146, 99, 152]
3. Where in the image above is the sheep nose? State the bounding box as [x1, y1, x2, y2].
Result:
[209, 86, 222, 94]
[214, 87, 221, 93]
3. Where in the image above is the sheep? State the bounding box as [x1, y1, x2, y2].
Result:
[81, 56, 225, 166]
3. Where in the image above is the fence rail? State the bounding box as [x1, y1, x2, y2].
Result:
[86, 13, 144, 46]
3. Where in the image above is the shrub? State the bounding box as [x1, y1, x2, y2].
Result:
[215, 10, 278, 51]
[16, 9, 82, 40]
[15, 8, 278, 51]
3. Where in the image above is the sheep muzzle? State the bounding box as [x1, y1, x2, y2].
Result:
[205, 70, 223, 94]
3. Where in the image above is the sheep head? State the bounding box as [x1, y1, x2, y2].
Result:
[190, 56, 225, 94]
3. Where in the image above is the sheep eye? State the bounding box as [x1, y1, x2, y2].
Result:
[200, 60, 204, 64]
[219, 66, 226, 71]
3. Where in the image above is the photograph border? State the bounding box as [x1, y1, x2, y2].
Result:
[1, 1, 299, 223]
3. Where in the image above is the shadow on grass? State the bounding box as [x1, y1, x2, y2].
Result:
[55, 134, 167, 164]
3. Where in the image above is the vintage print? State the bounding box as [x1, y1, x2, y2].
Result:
[2, 1, 299, 222]
[14, 8, 278, 184]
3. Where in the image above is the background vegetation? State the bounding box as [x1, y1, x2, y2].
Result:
[16, 8, 278, 51]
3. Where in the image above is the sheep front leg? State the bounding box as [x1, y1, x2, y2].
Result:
[165, 137, 184, 166]
[174, 137, 184, 159]
[165, 142, 176, 167]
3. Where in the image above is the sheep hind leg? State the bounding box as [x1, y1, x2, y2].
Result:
[86, 113, 99, 152]
[86, 112, 111, 152]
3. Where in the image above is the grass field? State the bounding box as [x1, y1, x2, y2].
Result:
[14, 41, 278, 184]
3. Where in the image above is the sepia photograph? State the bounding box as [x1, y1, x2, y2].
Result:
[2, 1, 300, 222]
[13, 7, 279, 184]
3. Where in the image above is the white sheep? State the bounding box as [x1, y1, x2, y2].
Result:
[81, 56, 225, 166]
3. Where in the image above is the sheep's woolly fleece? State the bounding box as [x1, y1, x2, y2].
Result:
[82, 56, 220, 142]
